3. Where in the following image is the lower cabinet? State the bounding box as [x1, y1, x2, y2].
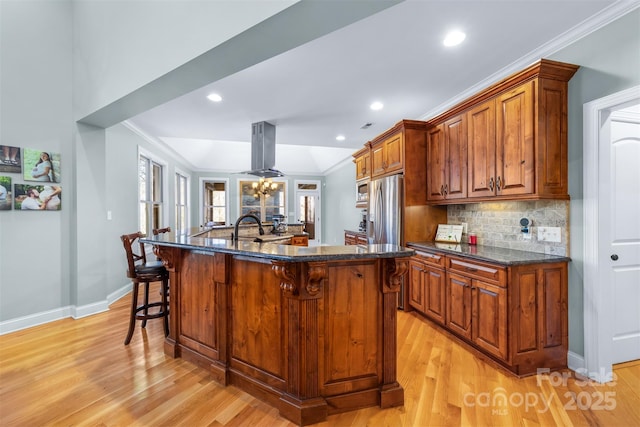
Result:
[344, 230, 367, 245]
[408, 249, 567, 376]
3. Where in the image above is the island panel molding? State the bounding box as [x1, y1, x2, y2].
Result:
[143, 233, 412, 425]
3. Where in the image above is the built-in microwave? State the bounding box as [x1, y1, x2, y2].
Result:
[356, 180, 369, 208]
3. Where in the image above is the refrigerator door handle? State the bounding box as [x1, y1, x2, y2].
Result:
[374, 184, 383, 243]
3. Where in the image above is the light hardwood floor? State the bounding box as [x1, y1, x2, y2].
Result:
[1, 283, 638, 426]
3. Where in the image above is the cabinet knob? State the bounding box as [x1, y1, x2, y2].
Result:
[611, 254, 619, 261]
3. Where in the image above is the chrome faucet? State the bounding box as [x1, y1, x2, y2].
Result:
[233, 214, 265, 241]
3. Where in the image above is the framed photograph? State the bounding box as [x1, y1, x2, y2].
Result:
[0, 145, 21, 173]
[23, 148, 61, 183]
[14, 184, 62, 211]
[0, 176, 11, 210]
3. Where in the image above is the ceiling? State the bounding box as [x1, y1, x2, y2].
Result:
[126, 0, 621, 176]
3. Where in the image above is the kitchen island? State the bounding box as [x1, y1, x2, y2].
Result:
[142, 231, 413, 425]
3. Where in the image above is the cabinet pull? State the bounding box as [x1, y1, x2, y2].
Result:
[497, 176, 502, 191]
[444, 184, 448, 195]
[465, 267, 478, 273]
[489, 177, 495, 191]
[440, 185, 444, 196]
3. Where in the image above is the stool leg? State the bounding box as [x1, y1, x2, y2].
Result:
[124, 282, 139, 345]
[142, 282, 150, 328]
[162, 278, 169, 337]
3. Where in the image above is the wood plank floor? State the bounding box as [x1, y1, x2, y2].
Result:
[1, 283, 638, 426]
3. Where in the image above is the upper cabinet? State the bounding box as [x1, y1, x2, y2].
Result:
[353, 145, 371, 181]
[427, 114, 467, 201]
[427, 59, 578, 204]
[371, 132, 404, 177]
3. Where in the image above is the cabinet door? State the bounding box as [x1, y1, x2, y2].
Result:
[472, 280, 508, 360]
[467, 99, 496, 198]
[427, 125, 446, 201]
[424, 266, 446, 326]
[409, 259, 426, 312]
[371, 144, 386, 177]
[384, 133, 404, 174]
[446, 272, 472, 339]
[355, 152, 370, 180]
[444, 115, 467, 200]
[495, 81, 534, 196]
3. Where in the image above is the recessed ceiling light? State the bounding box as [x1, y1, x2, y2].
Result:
[207, 93, 222, 102]
[370, 101, 384, 111]
[336, 135, 346, 141]
[443, 30, 466, 47]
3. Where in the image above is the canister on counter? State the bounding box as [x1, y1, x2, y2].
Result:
[468, 232, 477, 245]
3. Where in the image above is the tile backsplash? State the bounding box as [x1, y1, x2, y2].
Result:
[447, 200, 569, 256]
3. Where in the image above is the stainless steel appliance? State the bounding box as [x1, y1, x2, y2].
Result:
[367, 174, 405, 308]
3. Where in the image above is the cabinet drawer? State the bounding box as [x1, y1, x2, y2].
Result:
[447, 256, 506, 286]
[356, 235, 368, 245]
[413, 250, 446, 268]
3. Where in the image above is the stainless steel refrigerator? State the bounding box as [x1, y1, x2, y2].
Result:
[367, 174, 405, 308]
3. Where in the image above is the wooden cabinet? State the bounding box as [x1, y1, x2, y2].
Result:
[371, 132, 404, 178]
[291, 235, 308, 246]
[427, 114, 467, 201]
[407, 245, 568, 376]
[344, 230, 367, 245]
[353, 146, 371, 181]
[427, 59, 578, 204]
[408, 251, 446, 325]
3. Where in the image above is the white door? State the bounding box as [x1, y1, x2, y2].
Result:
[600, 104, 640, 364]
[294, 180, 322, 246]
[584, 86, 640, 383]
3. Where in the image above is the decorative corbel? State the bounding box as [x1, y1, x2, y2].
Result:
[384, 258, 408, 293]
[272, 261, 297, 295]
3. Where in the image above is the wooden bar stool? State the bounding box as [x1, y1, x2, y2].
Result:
[120, 231, 169, 345]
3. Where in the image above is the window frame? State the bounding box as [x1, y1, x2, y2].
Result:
[138, 147, 169, 237]
[175, 168, 190, 234]
[238, 177, 288, 223]
[199, 177, 230, 227]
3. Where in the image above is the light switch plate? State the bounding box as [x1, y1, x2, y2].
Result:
[538, 226, 561, 243]
[461, 222, 468, 234]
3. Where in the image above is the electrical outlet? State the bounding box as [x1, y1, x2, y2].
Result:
[461, 222, 468, 234]
[538, 226, 562, 243]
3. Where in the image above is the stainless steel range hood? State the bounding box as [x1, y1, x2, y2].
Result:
[242, 121, 284, 178]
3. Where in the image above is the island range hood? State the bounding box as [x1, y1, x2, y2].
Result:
[242, 121, 284, 178]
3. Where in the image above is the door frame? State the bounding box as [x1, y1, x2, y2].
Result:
[583, 84, 640, 383]
[294, 179, 322, 246]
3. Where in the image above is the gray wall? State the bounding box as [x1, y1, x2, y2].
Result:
[323, 160, 363, 245]
[0, 1, 73, 320]
[549, 8, 640, 356]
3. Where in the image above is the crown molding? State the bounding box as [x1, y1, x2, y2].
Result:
[121, 120, 199, 170]
[419, 1, 640, 121]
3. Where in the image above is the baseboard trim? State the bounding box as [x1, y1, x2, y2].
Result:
[567, 350, 586, 372]
[0, 284, 132, 335]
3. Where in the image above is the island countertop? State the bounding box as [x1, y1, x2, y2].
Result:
[407, 241, 571, 265]
[142, 232, 413, 262]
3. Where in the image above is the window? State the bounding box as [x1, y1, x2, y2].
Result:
[175, 171, 189, 233]
[239, 178, 286, 222]
[139, 154, 164, 236]
[202, 179, 227, 226]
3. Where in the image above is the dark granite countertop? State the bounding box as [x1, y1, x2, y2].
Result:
[407, 241, 571, 266]
[142, 232, 413, 262]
